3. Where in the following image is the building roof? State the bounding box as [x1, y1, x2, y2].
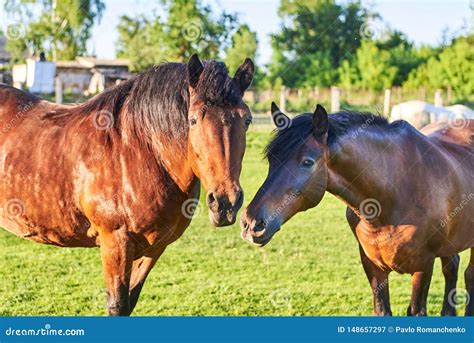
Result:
[56, 56, 130, 69]
[76, 57, 129, 68]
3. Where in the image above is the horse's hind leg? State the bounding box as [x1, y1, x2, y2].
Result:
[440, 254, 460, 316]
[99, 226, 134, 316]
[129, 244, 167, 314]
[407, 256, 435, 316]
[464, 248, 474, 316]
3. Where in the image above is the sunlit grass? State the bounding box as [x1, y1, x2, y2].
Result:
[0, 129, 470, 316]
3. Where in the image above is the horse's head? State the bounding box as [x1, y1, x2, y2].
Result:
[186, 54, 254, 227]
[241, 103, 329, 246]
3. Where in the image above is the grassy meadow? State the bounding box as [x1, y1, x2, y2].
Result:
[0, 128, 470, 316]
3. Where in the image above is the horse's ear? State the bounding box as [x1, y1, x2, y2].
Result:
[312, 104, 329, 136]
[234, 58, 254, 94]
[187, 54, 204, 89]
[270, 101, 290, 128]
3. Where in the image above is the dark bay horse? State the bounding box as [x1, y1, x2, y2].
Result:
[241, 102, 474, 316]
[0, 54, 254, 315]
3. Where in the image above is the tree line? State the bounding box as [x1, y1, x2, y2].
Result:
[2, 0, 473, 103]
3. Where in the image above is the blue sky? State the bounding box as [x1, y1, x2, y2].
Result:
[88, 0, 471, 64]
[1, 0, 472, 64]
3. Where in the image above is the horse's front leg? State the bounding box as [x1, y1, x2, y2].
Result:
[358, 245, 392, 316]
[99, 226, 135, 316]
[346, 208, 391, 315]
[440, 254, 460, 316]
[129, 244, 167, 313]
[407, 256, 435, 316]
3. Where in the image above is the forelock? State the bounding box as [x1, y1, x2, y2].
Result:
[193, 61, 242, 106]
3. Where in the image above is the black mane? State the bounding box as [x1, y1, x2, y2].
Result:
[265, 111, 393, 163]
[76, 60, 241, 147]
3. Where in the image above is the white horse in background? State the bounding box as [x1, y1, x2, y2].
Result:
[390, 100, 474, 128]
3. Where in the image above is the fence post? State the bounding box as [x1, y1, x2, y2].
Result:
[313, 86, 320, 99]
[397, 87, 403, 102]
[419, 87, 426, 101]
[330, 86, 340, 113]
[434, 89, 443, 107]
[383, 89, 391, 117]
[280, 86, 287, 113]
[55, 77, 63, 104]
[447, 86, 452, 104]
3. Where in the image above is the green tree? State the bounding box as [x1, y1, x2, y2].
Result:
[269, 0, 370, 87]
[4, 0, 105, 61]
[375, 30, 435, 86]
[405, 35, 474, 102]
[224, 24, 257, 75]
[117, 0, 238, 71]
[339, 40, 397, 91]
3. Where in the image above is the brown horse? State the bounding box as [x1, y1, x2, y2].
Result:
[0, 54, 254, 316]
[241, 102, 474, 316]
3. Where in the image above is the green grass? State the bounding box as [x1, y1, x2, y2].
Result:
[0, 129, 470, 316]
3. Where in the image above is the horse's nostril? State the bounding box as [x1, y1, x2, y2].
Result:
[206, 192, 216, 205]
[235, 190, 243, 206]
[255, 219, 266, 232]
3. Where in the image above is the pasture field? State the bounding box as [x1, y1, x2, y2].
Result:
[0, 128, 470, 316]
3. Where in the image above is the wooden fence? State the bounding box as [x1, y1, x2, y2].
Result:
[244, 86, 454, 116]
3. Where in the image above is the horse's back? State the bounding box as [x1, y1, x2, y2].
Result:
[421, 120, 474, 148]
[0, 85, 39, 121]
[0, 84, 72, 133]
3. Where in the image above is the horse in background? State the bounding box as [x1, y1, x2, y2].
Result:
[242, 103, 474, 316]
[390, 100, 474, 128]
[0, 54, 254, 315]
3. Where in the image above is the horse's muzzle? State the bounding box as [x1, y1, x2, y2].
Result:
[206, 188, 243, 227]
[240, 208, 280, 246]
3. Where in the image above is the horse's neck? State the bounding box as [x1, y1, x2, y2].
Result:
[157, 140, 197, 193]
[114, 101, 198, 194]
[326, 131, 415, 215]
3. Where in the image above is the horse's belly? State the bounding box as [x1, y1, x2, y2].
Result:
[0, 211, 97, 247]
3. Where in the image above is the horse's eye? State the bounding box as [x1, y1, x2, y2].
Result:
[245, 118, 252, 126]
[301, 159, 315, 168]
[189, 117, 197, 125]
